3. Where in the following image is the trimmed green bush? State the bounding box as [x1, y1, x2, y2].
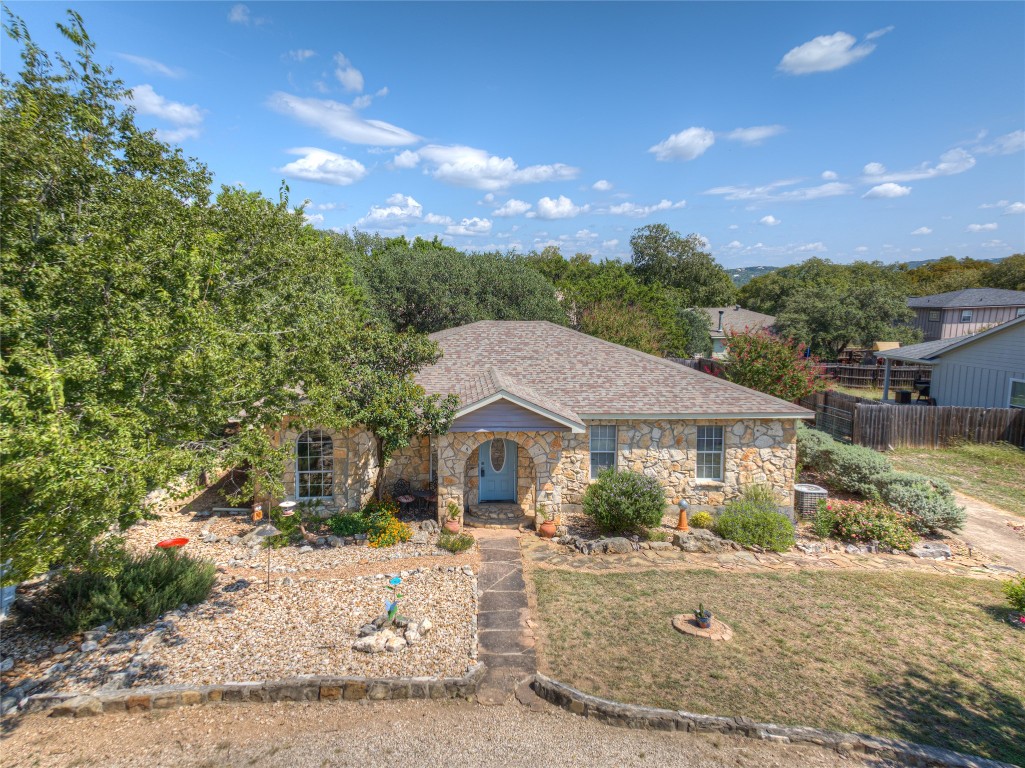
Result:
[689, 511, 715, 529]
[328, 512, 369, 537]
[796, 426, 838, 472]
[437, 531, 475, 553]
[28, 548, 216, 636]
[1003, 576, 1025, 614]
[582, 469, 666, 535]
[713, 487, 795, 552]
[873, 471, 966, 533]
[826, 443, 892, 498]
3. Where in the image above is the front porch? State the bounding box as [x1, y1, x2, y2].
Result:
[465, 502, 529, 529]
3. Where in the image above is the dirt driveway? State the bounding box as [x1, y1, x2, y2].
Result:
[956, 492, 1025, 572]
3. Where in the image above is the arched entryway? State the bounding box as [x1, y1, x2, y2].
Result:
[460, 436, 539, 524]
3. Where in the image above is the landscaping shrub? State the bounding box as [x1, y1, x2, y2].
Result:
[811, 498, 837, 539]
[437, 531, 475, 553]
[827, 499, 916, 551]
[1003, 576, 1025, 614]
[689, 511, 715, 529]
[713, 486, 795, 552]
[796, 426, 838, 473]
[29, 548, 216, 636]
[327, 512, 369, 537]
[582, 469, 666, 535]
[873, 471, 966, 534]
[368, 515, 412, 548]
[826, 443, 891, 498]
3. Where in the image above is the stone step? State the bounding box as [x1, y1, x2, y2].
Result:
[464, 514, 530, 530]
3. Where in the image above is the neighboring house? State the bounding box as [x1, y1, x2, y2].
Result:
[877, 314, 1025, 408]
[272, 321, 813, 524]
[907, 288, 1025, 341]
[701, 305, 776, 358]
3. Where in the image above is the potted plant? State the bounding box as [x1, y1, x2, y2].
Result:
[537, 505, 557, 538]
[444, 501, 462, 533]
[693, 603, 713, 629]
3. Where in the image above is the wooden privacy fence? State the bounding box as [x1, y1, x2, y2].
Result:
[854, 404, 1025, 451]
[815, 363, 931, 390]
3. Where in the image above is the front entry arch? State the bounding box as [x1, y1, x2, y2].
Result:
[478, 438, 517, 502]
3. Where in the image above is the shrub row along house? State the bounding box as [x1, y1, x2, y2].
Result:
[271, 321, 813, 525]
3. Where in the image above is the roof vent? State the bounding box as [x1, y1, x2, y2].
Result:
[734, 304, 741, 311]
[717, 310, 724, 331]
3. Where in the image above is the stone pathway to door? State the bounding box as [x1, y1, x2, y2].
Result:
[474, 529, 536, 705]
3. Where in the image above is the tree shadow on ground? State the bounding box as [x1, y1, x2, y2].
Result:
[868, 664, 1025, 766]
[178, 468, 249, 519]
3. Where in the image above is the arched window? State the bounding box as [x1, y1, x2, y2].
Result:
[296, 431, 334, 499]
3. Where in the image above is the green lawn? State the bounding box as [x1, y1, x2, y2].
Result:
[890, 441, 1025, 517]
[531, 568, 1025, 765]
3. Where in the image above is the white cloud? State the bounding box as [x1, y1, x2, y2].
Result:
[446, 218, 493, 236]
[724, 125, 786, 145]
[979, 199, 1009, 209]
[228, 4, 266, 25]
[601, 239, 619, 249]
[528, 195, 589, 220]
[287, 49, 316, 62]
[649, 127, 715, 162]
[424, 213, 453, 225]
[311, 202, 343, 211]
[267, 92, 419, 146]
[854, 246, 869, 253]
[821, 170, 838, 180]
[974, 129, 1025, 156]
[333, 52, 364, 93]
[725, 240, 743, 249]
[493, 199, 533, 217]
[125, 84, 203, 141]
[796, 242, 827, 252]
[1004, 202, 1025, 215]
[865, 26, 895, 41]
[778, 31, 881, 75]
[303, 212, 325, 226]
[863, 182, 911, 199]
[116, 53, 183, 79]
[592, 179, 613, 191]
[759, 215, 781, 226]
[278, 148, 367, 186]
[392, 150, 420, 169]
[967, 223, 998, 232]
[606, 199, 686, 217]
[404, 145, 579, 191]
[864, 148, 975, 183]
[728, 224, 739, 230]
[705, 179, 852, 203]
[911, 227, 932, 235]
[356, 194, 424, 227]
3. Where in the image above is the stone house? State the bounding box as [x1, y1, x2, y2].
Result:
[274, 321, 813, 525]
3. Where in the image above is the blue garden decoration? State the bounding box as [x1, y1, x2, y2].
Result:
[385, 576, 403, 623]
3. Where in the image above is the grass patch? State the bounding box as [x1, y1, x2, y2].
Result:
[890, 441, 1025, 517]
[530, 568, 1025, 764]
[829, 385, 886, 401]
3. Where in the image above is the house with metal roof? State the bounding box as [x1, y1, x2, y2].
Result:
[273, 321, 814, 527]
[907, 288, 1025, 342]
[877, 314, 1025, 408]
[701, 305, 777, 358]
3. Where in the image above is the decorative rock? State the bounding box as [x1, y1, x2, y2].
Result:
[419, 618, 433, 635]
[384, 636, 407, 653]
[410, 532, 428, 545]
[602, 537, 634, 554]
[326, 536, 343, 548]
[909, 542, 953, 560]
[297, 545, 313, 554]
[315, 537, 326, 547]
[51, 695, 103, 718]
[52, 644, 72, 654]
[844, 544, 863, 555]
[352, 634, 387, 654]
[1, 696, 18, 715]
[404, 629, 422, 646]
[0, 657, 13, 673]
[80, 641, 99, 653]
[280, 576, 295, 587]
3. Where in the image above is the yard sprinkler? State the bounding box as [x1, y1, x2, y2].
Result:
[676, 500, 690, 533]
[252, 523, 281, 589]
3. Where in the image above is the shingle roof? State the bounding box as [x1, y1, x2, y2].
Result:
[701, 306, 776, 338]
[907, 288, 1025, 309]
[878, 314, 1025, 363]
[418, 321, 812, 419]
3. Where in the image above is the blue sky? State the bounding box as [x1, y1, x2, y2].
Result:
[4, 2, 1024, 267]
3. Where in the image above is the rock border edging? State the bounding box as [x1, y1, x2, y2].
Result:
[530, 673, 1015, 768]
[19, 663, 486, 718]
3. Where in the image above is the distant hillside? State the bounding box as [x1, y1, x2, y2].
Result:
[728, 265, 778, 286]
[727, 256, 1009, 286]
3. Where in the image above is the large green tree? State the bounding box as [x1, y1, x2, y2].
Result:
[0, 13, 454, 584]
[984, 253, 1025, 291]
[900, 256, 992, 295]
[629, 224, 736, 307]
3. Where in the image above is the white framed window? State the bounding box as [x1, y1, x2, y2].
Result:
[928, 310, 940, 322]
[589, 425, 617, 479]
[960, 309, 973, 323]
[296, 430, 334, 499]
[1010, 379, 1025, 409]
[696, 425, 724, 481]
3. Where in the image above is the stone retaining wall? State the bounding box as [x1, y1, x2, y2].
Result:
[24, 664, 486, 719]
[531, 674, 1013, 768]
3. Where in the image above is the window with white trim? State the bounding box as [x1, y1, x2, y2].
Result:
[589, 425, 617, 479]
[960, 309, 973, 323]
[1010, 379, 1025, 409]
[696, 426, 724, 481]
[296, 430, 334, 499]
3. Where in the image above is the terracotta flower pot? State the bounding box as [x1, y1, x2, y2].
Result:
[539, 520, 557, 538]
[444, 520, 461, 534]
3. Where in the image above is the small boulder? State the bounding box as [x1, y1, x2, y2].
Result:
[80, 641, 99, 653]
[418, 618, 433, 635]
[845, 544, 863, 555]
[410, 531, 428, 545]
[326, 536, 343, 548]
[909, 542, 953, 559]
[297, 545, 313, 554]
[404, 628, 422, 645]
[352, 634, 386, 654]
[0, 657, 13, 673]
[602, 537, 633, 554]
[384, 636, 407, 653]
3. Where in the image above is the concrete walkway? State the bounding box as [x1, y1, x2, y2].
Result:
[474, 529, 536, 705]
[956, 491, 1025, 573]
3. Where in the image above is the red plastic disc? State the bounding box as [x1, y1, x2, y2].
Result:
[156, 537, 189, 549]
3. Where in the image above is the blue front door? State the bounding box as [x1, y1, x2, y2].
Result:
[479, 439, 517, 502]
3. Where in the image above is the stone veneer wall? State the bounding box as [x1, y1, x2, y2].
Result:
[382, 436, 432, 493]
[277, 425, 378, 513]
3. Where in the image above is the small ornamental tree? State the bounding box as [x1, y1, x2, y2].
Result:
[722, 329, 827, 402]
